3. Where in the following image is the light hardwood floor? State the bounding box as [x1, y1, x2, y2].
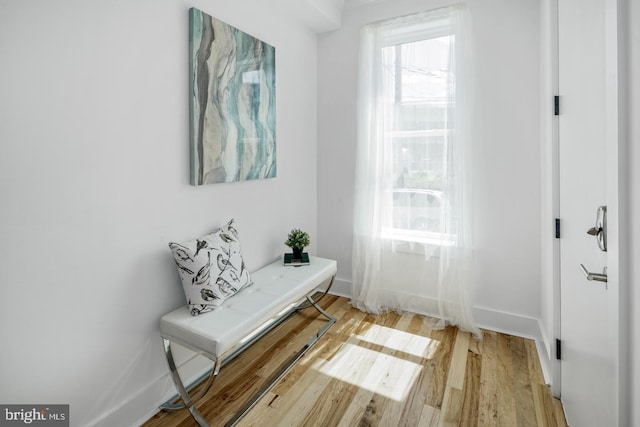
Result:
[145, 295, 567, 427]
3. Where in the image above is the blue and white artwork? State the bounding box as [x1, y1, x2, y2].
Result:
[189, 7, 276, 185]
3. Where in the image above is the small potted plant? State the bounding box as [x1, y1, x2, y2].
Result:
[285, 228, 310, 260]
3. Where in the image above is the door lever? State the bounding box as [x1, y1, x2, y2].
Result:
[579, 264, 608, 285]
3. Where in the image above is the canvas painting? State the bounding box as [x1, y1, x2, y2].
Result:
[189, 7, 276, 185]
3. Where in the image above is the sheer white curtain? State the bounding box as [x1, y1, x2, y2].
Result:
[351, 5, 480, 338]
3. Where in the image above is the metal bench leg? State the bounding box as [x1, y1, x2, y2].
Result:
[162, 338, 220, 427]
[295, 275, 335, 311]
[305, 293, 335, 322]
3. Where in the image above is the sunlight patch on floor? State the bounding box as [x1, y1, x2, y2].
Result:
[355, 325, 440, 359]
[314, 327, 440, 401]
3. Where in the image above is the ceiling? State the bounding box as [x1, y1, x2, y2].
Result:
[270, 0, 393, 33]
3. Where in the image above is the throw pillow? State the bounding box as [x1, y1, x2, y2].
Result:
[169, 219, 252, 316]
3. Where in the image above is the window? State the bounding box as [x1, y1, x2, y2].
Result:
[370, 13, 460, 246]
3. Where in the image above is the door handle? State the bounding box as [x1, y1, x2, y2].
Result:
[579, 264, 608, 283]
[586, 206, 607, 252]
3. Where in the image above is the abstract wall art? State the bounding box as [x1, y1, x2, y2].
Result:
[189, 7, 276, 185]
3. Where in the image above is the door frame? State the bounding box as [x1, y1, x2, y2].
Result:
[602, 0, 628, 425]
[540, 0, 561, 399]
[543, 0, 628, 423]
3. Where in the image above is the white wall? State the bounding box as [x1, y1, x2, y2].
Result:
[0, 0, 318, 425]
[317, 0, 542, 333]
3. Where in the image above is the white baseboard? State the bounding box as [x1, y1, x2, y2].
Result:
[474, 304, 541, 339]
[328, 277, 352, 299]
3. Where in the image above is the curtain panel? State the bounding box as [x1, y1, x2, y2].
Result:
[351, 4, 481, 338]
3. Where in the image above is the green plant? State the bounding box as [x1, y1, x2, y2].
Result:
[284, 228, 310, 249]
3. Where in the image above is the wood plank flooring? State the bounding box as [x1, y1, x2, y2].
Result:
[145, 295, 567, 427]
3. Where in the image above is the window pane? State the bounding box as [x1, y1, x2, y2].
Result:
[399, 36, 453, 103]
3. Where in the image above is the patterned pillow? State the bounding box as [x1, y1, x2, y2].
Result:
[169, 219, 252, 316]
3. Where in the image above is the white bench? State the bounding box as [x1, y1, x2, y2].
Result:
[159, 256, 337, 427]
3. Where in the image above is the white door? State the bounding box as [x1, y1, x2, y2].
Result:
[558, 0, 618, 425]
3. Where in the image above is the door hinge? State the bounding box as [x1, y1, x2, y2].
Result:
[554, 95, 560, 115]
[556, 338, 562, 360]
[555, 218, 560, 238]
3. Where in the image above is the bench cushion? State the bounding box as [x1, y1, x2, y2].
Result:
[160, 256, 337, 358]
